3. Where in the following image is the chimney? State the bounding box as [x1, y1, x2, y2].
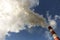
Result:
[48, 26, 60, 40]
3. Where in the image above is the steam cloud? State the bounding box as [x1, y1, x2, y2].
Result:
[0, 0, 57, 40]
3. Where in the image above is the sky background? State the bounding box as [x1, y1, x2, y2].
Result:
[6, 0, 60, 40]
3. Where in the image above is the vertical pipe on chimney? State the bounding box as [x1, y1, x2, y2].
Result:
[48, 26, 60, 40]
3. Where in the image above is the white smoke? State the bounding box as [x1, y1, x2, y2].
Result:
[0, 0, 58, 40]
[0, 0, 48, 40]
[46, 11, 57, 29]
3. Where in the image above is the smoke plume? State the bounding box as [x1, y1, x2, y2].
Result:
[46, 11, 57, 29]
[0, 0, 58, 40]
[0, 0, 48, 40]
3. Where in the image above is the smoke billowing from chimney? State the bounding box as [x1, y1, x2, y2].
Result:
[0, 0, 58, 40]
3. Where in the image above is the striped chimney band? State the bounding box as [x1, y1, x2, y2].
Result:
[48, 26, 60, 40]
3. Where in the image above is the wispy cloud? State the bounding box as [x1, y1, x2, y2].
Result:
[55, 15, 60, 20]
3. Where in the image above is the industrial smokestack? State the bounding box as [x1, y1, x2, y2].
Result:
[48, 26, 60, 40]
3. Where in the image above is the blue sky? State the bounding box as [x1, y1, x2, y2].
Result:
[6, 0, 60, 40]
